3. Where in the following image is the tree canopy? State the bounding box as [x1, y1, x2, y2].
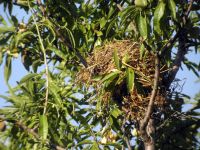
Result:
[0, 0, 200, 150]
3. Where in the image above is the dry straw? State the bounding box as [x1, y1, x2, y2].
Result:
[77, 40, 167, 121]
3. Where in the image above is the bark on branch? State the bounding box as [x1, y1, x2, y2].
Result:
[139, 54, 160, 149]
[165, 0, 194, 88]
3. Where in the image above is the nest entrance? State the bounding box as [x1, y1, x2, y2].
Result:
[77, 40, 167, 121]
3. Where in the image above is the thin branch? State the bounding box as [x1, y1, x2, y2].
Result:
[160, 0, 194, 57]
[36, 0, 46, 17]
[140, 54, 160, 136]
[28, 1, 49, 115]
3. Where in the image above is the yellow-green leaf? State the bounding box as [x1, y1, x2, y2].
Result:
[20, 73, 40, 84]
[126, 68, 135, 92]
[0, 26, 15, 34]
[111, 108, 122, 118]
[39, 115, 48, 141]
[49, 82, 62, 107]
[101, 71, 121, 83]
[153, 1, 166, 34]
[168, 0, 176, 20]
[135, 0, 148, 8]
[140, 43, 145, 59]
[138, 14, 147, 39]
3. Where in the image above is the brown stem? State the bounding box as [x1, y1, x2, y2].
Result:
[139, 54, 160, 149]
[140, 54, 160, 131]
[36, 0, 46, 17]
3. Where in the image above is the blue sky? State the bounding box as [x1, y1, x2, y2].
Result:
[0, 4, 199, 109]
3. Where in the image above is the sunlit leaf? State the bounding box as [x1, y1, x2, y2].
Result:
[140, 43, 145, 59]
[138, 13, 147, 39]
[0, 26, 15, 34]
[168, 0, 176, 20]
[19, 73, 40, 84]
[49, 82, 62, 107]
[39, 115, 48, 141]
[135, 0, 148, 8]
[111, 108, 122, 118]
[101, 70, 121, 83]
[126, 68, 135, 92]
[153, 1, 166, 34]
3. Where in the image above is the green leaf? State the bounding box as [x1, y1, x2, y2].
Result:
[168, 0, 176, 20]
[140, 43, 145, 59]
[106, 18, 117, 37]
[101, 71, 121, 83]
[111, 108, 122, 118]
[76, 140, 93, 146]
[100, 17, 107, 29]
[153, 1, 166, 34]
[0, 26, 15, 34]
[48, 46, 67, 61]
[135, 0, 148, 8]
[138, 13, 147, 39]
[90, 143, 99, 150]
[0, 15, 7, 25]
[65, 28, 76, 49]
[15, 31, 34, 47]
[126, 68, 135, 92]
[4, 55, 12, 83]
[49, 82, 62, 107]
[39, 115, 48, 141]
[19, 73, 40, 84]
[113, 49, 120, 70]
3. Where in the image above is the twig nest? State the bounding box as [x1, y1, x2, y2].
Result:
[77, 40, 167, 120]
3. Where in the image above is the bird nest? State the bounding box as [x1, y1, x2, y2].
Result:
[77, 40, 167, 121]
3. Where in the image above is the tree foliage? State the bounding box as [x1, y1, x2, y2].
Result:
[0, 0, 200, 149]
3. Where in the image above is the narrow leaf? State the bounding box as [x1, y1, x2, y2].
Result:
[0, 26, 15, 34]
[153, 1, 166, 34]
[39, 115, 48, 141]
[138, 14, 147, 39]
[49, 83, 62, 107]
[48, 46, 67, 61]
[20, 73, 39, 84]
[168, 0, 176, 20]
[76, 140, 93, 146]
[140, 43, 145, 59]
[65, 28, 76, 49]
[126, 68, 135, 92]
[101, 71, 121, 83]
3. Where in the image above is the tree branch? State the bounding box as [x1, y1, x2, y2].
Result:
[139, 53, 160, 144]
[165, 0, 194, 88]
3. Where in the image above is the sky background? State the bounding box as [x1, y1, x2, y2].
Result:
[0, 4, 200, 109]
